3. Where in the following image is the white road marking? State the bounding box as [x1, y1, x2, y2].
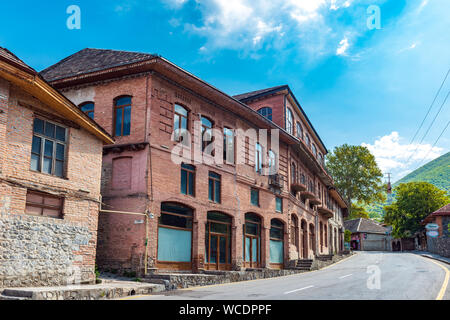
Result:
[284, 285, 314, 294]
[339, 274, 353, 279]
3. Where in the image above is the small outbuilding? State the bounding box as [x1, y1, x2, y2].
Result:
[344, 218, 391, 251]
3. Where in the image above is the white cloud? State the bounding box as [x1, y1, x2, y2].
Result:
[336, 37, 350, 55]
[180, 0, 360, 58]
[362, 132, 443, 181]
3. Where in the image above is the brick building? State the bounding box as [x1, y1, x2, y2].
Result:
[41, 48, 348, 275]
[0, 48, 114, 287]
[423, 203, 450, 258]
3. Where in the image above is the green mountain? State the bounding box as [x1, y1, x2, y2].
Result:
[363, 152, 449, 219]
[394, 151, 450, 194]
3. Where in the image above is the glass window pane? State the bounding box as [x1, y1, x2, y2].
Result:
[159, 213, 191, 229]
[44, 140, 53, 157]
[215, 180, 220, 203]
[115, 108, 123, 136]
[188, 172, 194, 196]
[30, 154, 40, 171]
[81, 103, 94, 112]
[161, 203, 193, 216]
[33, 118, 44, 134]
[208, 179, 214, 201]
[180, 169, 187, 194]
[32, 136, 41, 154]
[123, 106, 131, 136]
[175, 105, 188, 117]
[88, 111, 94, 119]
[201, 117, 212, 128]
[43, 157, 52, 174]
[276, 197, 282, 212]
[56, 126, 66, 142]
[45, 122, 55, 138]
[211, 222, 228, 234]
[116, 96, 131, 106]
[181, 116, 187, 130]
[219, 236, 226, 264]
[210, 235, 217, 263]
[56, 144, 65, 161]
[174, 114, 180, 130]
[207, 211, 232, 223]
[55, 160, 64, 177]
[245, 223, 258, 236]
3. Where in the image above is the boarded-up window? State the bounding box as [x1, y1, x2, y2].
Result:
[112, 157, 132, 190]
[25, 190, 63, 219]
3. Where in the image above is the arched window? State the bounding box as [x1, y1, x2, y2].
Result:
[290, 215, 298, 247]
[79, 102, 95, 119]
[312, 144, 317, 157]
[244, 213, 262, 267]
[296, 122, 303, 139]
[157, 202, 193, 267]
[205, 211, 232, 270]
[270, 219, 284, 265]
[291, 162, 297, 184]
[305, 133, 310, 148]
[257, 107, 272, 121]
[201, 116, 213, 152]
[286, 108, 293, 134]
[173, 104, 188, 142]
[114, 96, 132, 137]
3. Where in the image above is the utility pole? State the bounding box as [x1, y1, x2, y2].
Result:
[385, 173, 392, 197]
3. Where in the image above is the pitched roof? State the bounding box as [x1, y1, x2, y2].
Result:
[431, 203, 450, 216]
[233, 85, 288, 101]
[0, 47, 113, 144]
[344, 218, 388, 234]
[40, 48, 157, 82]
[233, 84, 328, 153]
[0, 47, 36, 74]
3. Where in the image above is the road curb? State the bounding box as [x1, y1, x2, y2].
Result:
[417, 254, 450, 266]
[416, 254, 449, 300]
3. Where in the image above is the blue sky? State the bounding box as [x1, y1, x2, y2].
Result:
[1, 0, 449, 181]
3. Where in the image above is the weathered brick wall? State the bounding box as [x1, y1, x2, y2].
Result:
[60, 71, 338, 275]
[0, 80, 104, 287]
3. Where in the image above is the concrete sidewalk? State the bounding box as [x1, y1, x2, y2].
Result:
[413, 251, 450, 265]
[0, 279, 165, 300]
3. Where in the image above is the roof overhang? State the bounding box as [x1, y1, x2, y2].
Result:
[0, 57, 114, 144]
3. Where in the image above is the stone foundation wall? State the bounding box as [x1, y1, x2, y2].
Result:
[427, 237, 450, 258]
[0, 213, 95, 288]
[146, 269, 305, 289]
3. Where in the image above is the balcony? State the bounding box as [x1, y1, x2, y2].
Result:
[291, 179, 306, 192]
[269, 174, 283, 189]
[300, 190, 315, 200]
[318, 205, 334, 219]
[309, 197, 322, 206]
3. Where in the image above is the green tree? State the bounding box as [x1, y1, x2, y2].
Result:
[383, 182, 449, 238]
[347, 203, 370, 220]
[326, 144, 385, 214]
[344, 230, 352, 243]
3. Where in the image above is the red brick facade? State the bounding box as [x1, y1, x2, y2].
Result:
[46, 50, 348, 275]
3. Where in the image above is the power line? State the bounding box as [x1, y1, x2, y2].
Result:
[406, 90, 450, 164]
[415, 120, 450, 168]
[409, 68, 450, 144]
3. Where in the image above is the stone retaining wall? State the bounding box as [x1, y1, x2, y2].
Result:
[0, 213, 95, 288]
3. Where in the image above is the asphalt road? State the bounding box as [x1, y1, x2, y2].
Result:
[124, 252, 449, 300]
